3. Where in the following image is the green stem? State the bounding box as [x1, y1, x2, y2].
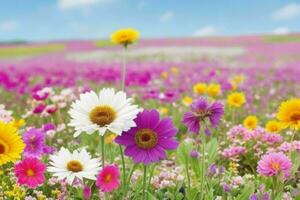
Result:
[101, 136, 105, 167]
[185, 159, 191, 194]
[142, 165, 147, 200]
[121, 46, 127, 91]
[124, 164, 137, 197]
[200, 129, 206, 200]
[271, 176, 277, 200]
[147, 164, 156, 186]
[119, 145, 126, 196]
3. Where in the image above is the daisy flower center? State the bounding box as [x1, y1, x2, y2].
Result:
[26, 169, 35, 177]
[89, 106, 116, 127]
[67, 160, 84, 172]
[270, 162, 280, 171]
[0, 140, 8, 154]
[134, 128, 158, 149]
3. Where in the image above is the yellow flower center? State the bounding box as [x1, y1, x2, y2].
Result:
[104, 174, 112, 183]
[67, 160, 83, 172]
[134, 128, 158, 149]
[0, 139, 8, 154]
[89, 106, 116, 127]
[26, 169, 35, 177]
[290, 112, 300, 122]
[271, 162, 280, 171]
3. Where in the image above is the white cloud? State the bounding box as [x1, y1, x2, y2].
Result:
[272, 3, 300, 20]
[272, 27, 290, 35]
[193, 26, 217, 37]
[160, 11, 174, 22]
[58, 0, 108, 10]
[0, 20, 18, 32]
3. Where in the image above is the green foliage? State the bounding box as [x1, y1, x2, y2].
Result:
[95, 40, 116, 47]
[0, 44, 65, 58]
[264, 35, 300, 43]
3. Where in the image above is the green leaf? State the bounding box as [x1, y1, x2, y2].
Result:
[206, 138, 218, 164]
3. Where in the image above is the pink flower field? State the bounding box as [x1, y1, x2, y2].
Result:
[0, 8, 300, 200]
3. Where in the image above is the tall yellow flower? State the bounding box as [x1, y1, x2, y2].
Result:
[276, 98, 300, 130]
[227, 92, 246, 107]
[0, 121, 25, 166]
[243, 115, 258, 130]
[193, 82, 207, 95]
[111, 28, 139, 47]
[265, 120, 282, 133]
[207, 83, 221, 97]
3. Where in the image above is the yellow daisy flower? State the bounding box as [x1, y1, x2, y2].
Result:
[193, 82, 207, 95]
[227, 92, 246, 107]
[182, 96, 193, 106]
[265, 120, 282, 133]
[0, 121, 25, 166]
[243, 115, 258, 130]
[276, 98, 300, 130]
[9, 119, 25, 129]
[111, 28, 139, 47]
[207, 83, 221, 97]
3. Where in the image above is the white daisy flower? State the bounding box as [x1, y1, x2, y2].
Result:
[48, 147, 101, 184]
[68, 88, 140, 137]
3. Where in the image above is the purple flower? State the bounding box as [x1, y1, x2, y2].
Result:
[250, 194, 259, 200]
[207, 164, 217, 176]
[23, 128, 45, 158]
[43, 123, 56, 132]
[190, 150, 199, 158]
[262, 193, 270, 200]
[182, 97, 224, 133]
[116, 109, 179, 165]
[223, 183, 231, 193]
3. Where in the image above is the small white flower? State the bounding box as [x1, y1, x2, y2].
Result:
[48, 147, 101, 184]
[68, 88, 140, 137]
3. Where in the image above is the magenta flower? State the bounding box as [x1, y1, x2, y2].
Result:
[96, 165, 120, 193]
[14, 157, 46, 188]
[116, 109, 179, 165]
[23, 128, 45, 158]
[33, 103, 46, 114]
[257, 152, 292, 178]
[182, 97, 224, 133]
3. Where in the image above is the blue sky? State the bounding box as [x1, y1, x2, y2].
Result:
[0, 0, 300, 41]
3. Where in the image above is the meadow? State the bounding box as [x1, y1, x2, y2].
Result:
[0, 29, 300, 200]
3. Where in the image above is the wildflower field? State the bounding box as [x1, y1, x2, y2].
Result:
[0, 30, 300, 200]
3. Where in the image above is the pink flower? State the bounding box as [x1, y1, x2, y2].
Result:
[222, 146, 246, 158]
[83, 185, 91, 200]
[261, 133, 283, 145]
[14, 157, 46, 188]
[96, 165, 120, 192]
[33, 104, 46, 114]
[257, 152, 292, 178]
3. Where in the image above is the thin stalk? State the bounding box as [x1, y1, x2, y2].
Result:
[200, 129, 206, 200]
[124, 164, 138, 197]
[101, 136, 105, 167]
[142, 165, 147, 200]
[121, 46, 127, 91]
[185, 159, 191, 194]
[119, 145, 126, 196]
